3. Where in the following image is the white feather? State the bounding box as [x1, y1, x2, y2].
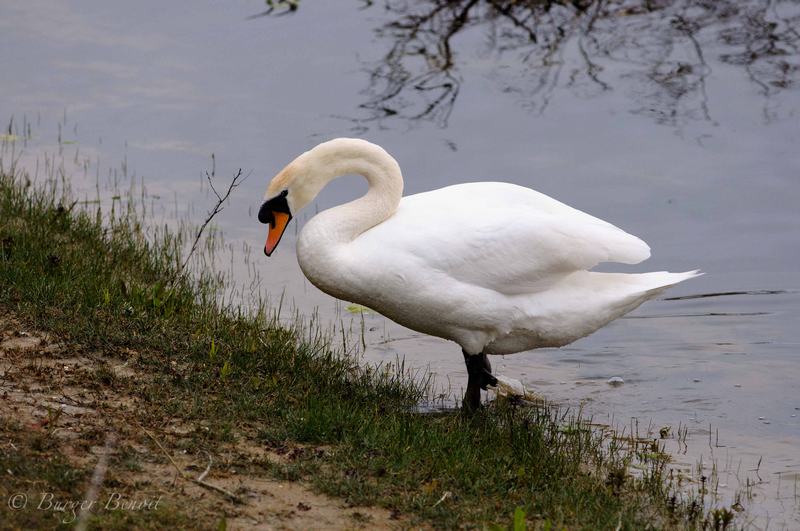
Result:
[267, 138, 701, 357]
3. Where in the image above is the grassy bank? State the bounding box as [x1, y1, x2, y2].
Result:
[0, 167, 711, 529]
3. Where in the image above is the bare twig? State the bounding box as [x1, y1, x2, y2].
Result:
[180, 158, 247, 273]
[140, 426, 242, 504]
[433, 490, 452, 507]
[75, 432, 116, 531]
[198, 450, 213, 482]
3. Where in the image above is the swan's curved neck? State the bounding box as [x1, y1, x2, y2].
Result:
[298, 141, 404, 254]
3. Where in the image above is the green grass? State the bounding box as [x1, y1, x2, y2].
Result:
[0, 168, 711, 529]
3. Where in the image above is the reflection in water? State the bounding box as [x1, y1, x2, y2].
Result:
[663, 289, 793, 301]
[248, 0, 301, 18]
[257, 0, 800, 128]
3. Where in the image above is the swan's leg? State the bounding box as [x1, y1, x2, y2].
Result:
[462, 350, 498, 412]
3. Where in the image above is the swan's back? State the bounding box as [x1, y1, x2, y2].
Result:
[355, 182, 650, 295]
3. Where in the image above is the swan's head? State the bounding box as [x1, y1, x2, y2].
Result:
[258, 148, 322, 256]
[258, 138, 400, 256]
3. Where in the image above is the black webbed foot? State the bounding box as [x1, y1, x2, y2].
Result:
[462, 350, 497, 412]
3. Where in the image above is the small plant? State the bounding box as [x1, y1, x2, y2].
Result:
[209, 338, 218, 362]
[220, 359, 232, 380]
[513, 506, 527, 531]
[606, 464, 627, 492]
[708, 507, 735, 530]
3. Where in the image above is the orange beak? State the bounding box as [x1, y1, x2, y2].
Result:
[265, 211, 291, 256]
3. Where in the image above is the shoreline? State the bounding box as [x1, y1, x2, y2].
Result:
[0, 166, 726, 529]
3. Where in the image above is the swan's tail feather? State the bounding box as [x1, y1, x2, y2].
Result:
[558, 269, 702, 339]
[484, 269, 703, 353]
[635, 269, 704, 296]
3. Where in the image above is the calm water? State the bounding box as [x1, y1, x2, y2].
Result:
[2, 1, 799, 527]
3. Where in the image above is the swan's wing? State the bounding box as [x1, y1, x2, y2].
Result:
[353, 182, 650, 294]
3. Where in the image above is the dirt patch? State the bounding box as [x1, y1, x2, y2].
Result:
[0, 310, 406, 529]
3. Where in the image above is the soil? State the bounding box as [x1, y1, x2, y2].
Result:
[0, 309, 408, 530]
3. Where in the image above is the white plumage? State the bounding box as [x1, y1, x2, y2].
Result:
[260, 138, 700, 406]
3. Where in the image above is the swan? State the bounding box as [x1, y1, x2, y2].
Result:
[258, 138, 700, 410]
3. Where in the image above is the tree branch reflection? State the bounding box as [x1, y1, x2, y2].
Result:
[254, 0, 800, 128]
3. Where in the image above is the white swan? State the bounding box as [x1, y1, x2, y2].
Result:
[259, 138, 700, 410]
